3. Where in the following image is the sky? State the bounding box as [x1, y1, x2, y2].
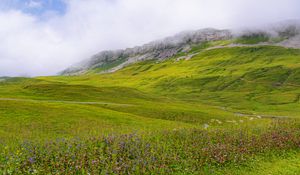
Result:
[0, 0, 299, 76]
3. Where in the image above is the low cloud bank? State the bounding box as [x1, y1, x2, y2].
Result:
[0, 0, 299, 76]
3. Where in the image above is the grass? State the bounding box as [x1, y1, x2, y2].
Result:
[0, 99, 201, 142]
[0, 44, 300, 174]
[0, 120, 299, 174]
[214, 151, 300, 175]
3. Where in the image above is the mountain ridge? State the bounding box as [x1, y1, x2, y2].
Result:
[61, 21, 300, 75]
[61, 28, 232, 75]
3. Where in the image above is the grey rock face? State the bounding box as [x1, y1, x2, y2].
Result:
[278, 35, 300, 48]
[61, 28, 232, 75]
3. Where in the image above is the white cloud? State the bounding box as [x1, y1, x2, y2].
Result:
[0, 0, 299, 76]
[26, 0, 43, 9]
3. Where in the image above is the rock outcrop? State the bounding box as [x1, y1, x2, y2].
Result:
[61, 28, 232, 75]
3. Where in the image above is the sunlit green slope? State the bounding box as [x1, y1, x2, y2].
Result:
[41, 45, 300, 117]
[0, 44, 299, 141]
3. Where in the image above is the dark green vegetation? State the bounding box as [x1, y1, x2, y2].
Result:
[235, 32, 270, 44]
[0, 44, 299, 174]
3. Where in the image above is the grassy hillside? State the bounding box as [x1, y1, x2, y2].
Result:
[37, 46, 300, 117]
[0, 44, 299, 174]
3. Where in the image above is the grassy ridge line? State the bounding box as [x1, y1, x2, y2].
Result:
[0, 77, 243, 128]
[0, 97, 134, 106]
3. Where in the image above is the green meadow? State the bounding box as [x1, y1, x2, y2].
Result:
[0, 44, 300, 174]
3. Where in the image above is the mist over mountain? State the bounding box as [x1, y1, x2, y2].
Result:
[62, 21, 300, 75]
[61, 28, 231, 75]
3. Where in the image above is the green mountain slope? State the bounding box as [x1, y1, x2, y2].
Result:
[1, 40, 300, 174]
[0, 44, 299, 141]
[40, 45, 300, 117]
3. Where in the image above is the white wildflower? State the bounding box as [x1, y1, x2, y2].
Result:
[216, 119, 222, 124]
[203, 124, 209, 129]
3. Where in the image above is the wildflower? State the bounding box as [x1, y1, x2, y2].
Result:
[29, 157, 35, 164]
[216, 120, 222, 124]
[203, 124, 209, 129]
[226, 120, 237, 123]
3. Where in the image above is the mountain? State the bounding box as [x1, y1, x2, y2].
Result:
[61, 21, 300, 75]
[61, 28, 232, 75]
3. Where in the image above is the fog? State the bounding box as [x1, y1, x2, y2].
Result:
[0, 0, 299, 76]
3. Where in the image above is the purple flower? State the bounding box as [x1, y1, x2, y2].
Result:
[29, 157, 35, 164]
